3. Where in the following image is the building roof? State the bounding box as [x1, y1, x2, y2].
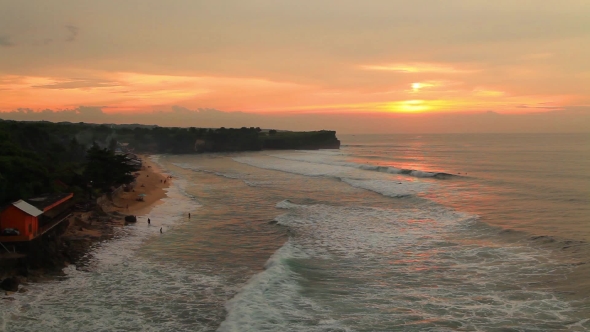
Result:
[12, 200, 44, 217]
[24, 192, 73, 211]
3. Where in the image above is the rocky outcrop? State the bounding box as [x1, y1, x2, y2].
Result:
[260, 130, 341, 150]
[0, 277, 19, 292]
[124, 215, 137, 223]
[168, 129, 341, 153]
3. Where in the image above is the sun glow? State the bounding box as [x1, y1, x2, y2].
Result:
[361, 63, 477, 74]
[384, 100, 431, 113]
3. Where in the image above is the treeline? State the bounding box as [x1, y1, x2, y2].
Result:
[118, 126, 263, 153]
[118, 126, 340, 153]
[0, 120, 340, 205]
[0, 121, 135, 205]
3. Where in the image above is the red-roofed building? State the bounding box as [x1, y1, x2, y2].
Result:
[0, 193, 73, 242]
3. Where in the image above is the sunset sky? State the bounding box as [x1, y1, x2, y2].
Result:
[1, 1, 589, 132]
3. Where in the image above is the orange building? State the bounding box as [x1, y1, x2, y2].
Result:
[0, 193, 73, 242]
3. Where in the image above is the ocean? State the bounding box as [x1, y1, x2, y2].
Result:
[1, 133, 589, 331]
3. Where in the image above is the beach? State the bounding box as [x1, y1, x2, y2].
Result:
[105, 155, 171, 216]
[1, 155, 171, 287]
[61, 155, 171, 262]
[2, 134, 590, 331]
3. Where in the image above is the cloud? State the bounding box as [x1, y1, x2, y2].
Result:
[76, 106, 106, 116]
[32, 78, 121, 90]
[516, 104, 562, 110]
[0, 36, 15, 47]
[65, 25, 79, 42]
[0, 1, 588, 117]
[1, 106, 589, 134]
[360, 63, 477, 74]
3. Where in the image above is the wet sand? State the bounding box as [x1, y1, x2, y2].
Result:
[105, 155, 171, 216]
[45, 156, 171, 273]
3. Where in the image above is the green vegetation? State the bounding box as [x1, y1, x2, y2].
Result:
[115, 126, 340, 152]
[0, 119, 340, 206]
[0, 121, 135, 205]
[84, 144, 136, 190]
[116, 126, 263, 153]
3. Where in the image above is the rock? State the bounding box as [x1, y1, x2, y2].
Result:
[18, 287, 28, 293]
[0, 277, 19, 292]
[124, 215, 137, 223]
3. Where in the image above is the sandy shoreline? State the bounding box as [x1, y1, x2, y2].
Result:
[105, 155, 170, 216]
[1, 155, 170, 293]
[60, 155, 171, 258]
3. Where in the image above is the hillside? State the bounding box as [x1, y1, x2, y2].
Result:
[0, 119, 340, 205]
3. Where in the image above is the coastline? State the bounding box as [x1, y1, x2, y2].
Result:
[1, 155, 171, 294]
[103, 155, 171, 216]
[62, 155, 170, 258]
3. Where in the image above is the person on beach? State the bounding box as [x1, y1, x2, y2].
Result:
[160, 227, 163, 233]
[148, 218, 151, 225]
[188, 213, 190, 219]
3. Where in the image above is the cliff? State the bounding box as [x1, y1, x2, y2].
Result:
[116, 127, 341, 153]
[260, 130, 340, 150]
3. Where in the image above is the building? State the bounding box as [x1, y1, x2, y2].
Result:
[0, 193, 73, 242]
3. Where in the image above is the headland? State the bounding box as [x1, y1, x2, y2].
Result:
[0, 119, 340, 295]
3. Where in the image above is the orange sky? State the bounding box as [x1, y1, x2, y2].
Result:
[0, 1, 589, 131]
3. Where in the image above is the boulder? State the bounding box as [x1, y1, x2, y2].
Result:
[124, 215, 137, 223]
[0, 277, 19, 292]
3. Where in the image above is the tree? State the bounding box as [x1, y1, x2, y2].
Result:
[83, 144, 135, 191]
[0, 136, 52, 203]
[108, 137, 117, 151]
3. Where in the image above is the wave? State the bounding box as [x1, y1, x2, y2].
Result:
[341, 178, 431, 197]
[267, 153, 455, 179]
[172, 162, 245, 180]
[0, 157, 216, 332]
[217, 199, 587, 330]
[217, 243, 346, 332]
[219, 200, 478, 331]
[233, 156, 433, 198]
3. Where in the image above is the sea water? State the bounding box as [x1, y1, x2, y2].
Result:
[1, 133, 589, 331]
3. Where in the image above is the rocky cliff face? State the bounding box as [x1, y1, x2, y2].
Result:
[260, 130, 341, 150]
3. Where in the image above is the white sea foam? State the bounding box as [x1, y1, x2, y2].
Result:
[234, 155, 355, 178]
[218, 241, 354, 332]
[0, 157, 223, 332]
[172, 162, 245, 180]
[171, 162, 205, 172]
[233, 155, 432, 198]
[219, 198, 582, 330]
[267, 152, 445, 178]
[218, 243, 337, 332]
[342, 178, 431, 197]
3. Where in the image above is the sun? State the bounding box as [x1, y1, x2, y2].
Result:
[382, 100, 431, 113]
[412, 82, 422, 91]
